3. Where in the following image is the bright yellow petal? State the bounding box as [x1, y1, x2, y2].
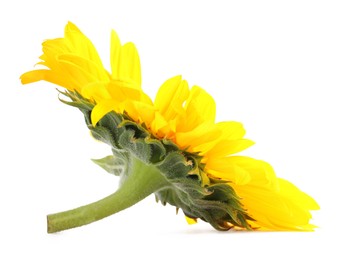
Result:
[216, 121, 246, 140]
[41, 38, 68, 60]
[175, 122, 222, 151]
[20, 70, 74, 90]
[57, 57, 98, 91]
[58, 54, 110, 82]
[154, 75, 181, 112]
[278, 178, 320, 210]
[91, 99, 119, 126]
[207, 156, 278, 187]
[64, 22, 106, 71]
[110, 30, 142, 87]
[81, 82, 111, 101]
[110, 30, 122, 78]
[178, 86, 216, 132]
[21, 22, 109, 94]
[205, 139, 254, 158]
[211, 157, 320, 230]
[234, 182, 317, 230]
[150, 112, 172, 138]
[125, 101, 155, 125]
[120, 42, 142, 86]
[106, 80, 143, 102]
[207, 162, 252, 185]
[185, 216, 197, 225]
[154, 76, 189, 121]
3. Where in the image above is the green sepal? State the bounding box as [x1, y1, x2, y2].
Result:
[91, 155, 125, 176]
[58, 89, 94, 111]
[60, 90, 253, 230]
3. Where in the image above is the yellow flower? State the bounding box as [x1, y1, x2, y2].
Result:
[21, 22, 319, 232]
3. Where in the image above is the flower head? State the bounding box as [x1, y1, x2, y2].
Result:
[21, 22, 319, 232]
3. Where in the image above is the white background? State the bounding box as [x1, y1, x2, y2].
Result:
[1, 0, 337, 259]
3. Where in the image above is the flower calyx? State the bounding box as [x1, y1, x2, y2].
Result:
[60, 90, 252, 231]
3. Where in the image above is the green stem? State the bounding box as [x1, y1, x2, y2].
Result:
[47, 157, 169, 233]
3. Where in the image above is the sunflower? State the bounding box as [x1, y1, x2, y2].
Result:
[21, 22, 319, 233]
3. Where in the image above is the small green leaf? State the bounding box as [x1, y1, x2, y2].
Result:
[91, 155, 125, 176]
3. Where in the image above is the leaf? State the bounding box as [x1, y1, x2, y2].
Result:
[91, 155, 125, 176]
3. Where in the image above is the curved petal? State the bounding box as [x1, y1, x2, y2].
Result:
[179, 86, 216, 131]
[209, 156, 318, 230]
[154, 76, 189, 121]
[58, 54, 110, 82]
[150, 112, 172, 138]
[233, 180, 318, 230]
[110, 29, 121, 76]
[278, 178, 320, 210]
[91, 99, 119, 126]
[20, 69, 74, 90]
[110, 30, 142, 87]
[206, 156, 278, 188]
[64, 22, 106, 71]
[175, 122, 222, 151]
[125, 101, 155, 125]
[205, 139, 254, 158]
[216, 121, 247, 140]
[81, 82, 111, 101]
[21, 22, 109, 94]
[106, 80, 143, 102]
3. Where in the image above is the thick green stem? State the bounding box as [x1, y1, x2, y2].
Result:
[47, 157, 168, 233]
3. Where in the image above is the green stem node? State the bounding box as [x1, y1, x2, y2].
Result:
[47, 157, 168, 233]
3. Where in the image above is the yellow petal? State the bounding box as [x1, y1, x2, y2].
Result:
[64, 22, 105, 71]
[110, 30, 122, 77]
[235, 183, 317, 230]
[150, 112, 172, 138]
[106, 80, 143, 102]
[125, 101, 155, 125]
[110, 30, 142, 87]
[179, 86, 216, 131]
[120, 42, 142, 86]
[278, 178, 320, 210]
[207, 163, 252, 185]
[206, 139, 255, 158]
[20, 70, 48, 84]
[206, 156, 277, 187]
[185, 216, 197, 225]
[216, 158, 319, 230]
[40, 38, 68, 67]
[58, 53, 110, 82]
[57, 57, 98, 91]
[216, 121, 246, 140]
[81, 82, 111, 101]
[208, 168, 251, 185]
[21, 22, 108, 93]
[20, 70, 74, 91]
[91, 99, 119, 126]
[154, 76, 189, 121]
[175, 122, 222, 151]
